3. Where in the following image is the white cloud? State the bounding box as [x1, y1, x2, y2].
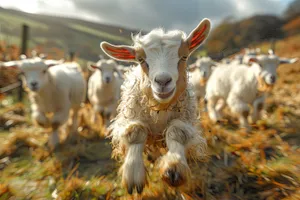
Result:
[0, 0, 290, 32]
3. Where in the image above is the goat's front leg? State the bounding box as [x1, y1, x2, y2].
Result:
[48, 104, 70, 150]
[227, 92, 250, 131]
[119, 121, 148, 194]
[31, 102, 49, 128]
[249, 96, 265, 124]
[159, 120, 197, 187]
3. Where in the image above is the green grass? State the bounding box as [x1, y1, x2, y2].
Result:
[69, 23, 131, 44]
[0, 12, 48, 30]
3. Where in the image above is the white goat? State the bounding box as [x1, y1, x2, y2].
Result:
[206, 53, 298, 130]
[87, 59, 123, 126]
[100, 19, 210, 194]
[189, 57, 217, 100]
[2, 56, 86, 149]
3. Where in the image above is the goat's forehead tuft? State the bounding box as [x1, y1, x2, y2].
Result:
[97, 59, 117, 69]
[20, 58, 48, 71]
[257, 55, 279, 64]
[133, 28, 186, 50]
[196, 57, 212, 65]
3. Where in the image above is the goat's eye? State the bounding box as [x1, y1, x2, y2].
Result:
[180, 56, 188, 62]
[138, 58, 149, 68]
[43, 70, 47, 74]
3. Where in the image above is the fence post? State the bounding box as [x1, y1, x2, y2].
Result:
[20, 24, 29, 55]
[18, 77, 23, 102]
[270, 38, 276, 54]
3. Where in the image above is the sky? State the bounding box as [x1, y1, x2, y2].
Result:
[0, 0, 295, 33]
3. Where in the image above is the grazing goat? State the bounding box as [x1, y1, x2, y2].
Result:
[189, 57, 217, 101]
[2, 56, 86, 149]
[206, 52, 298, 130]
[87, 59, 123, 126]
[100, 19, 210, 195]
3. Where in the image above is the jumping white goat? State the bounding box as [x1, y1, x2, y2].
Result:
[189, 57, 218, 100]
[87, 59, 123, 126]
[100, 19, 210, 195]
[2, 56, 86, 149]
[206, 52, 298, 130]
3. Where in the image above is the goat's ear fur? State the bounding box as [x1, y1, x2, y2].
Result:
[1, 60, 21, 69]
[100, 42, 136, 63]
[280, 58, 298, 64]
[87, 61, 98, 71]
[44, 59, 64, 68]
[186, 18, 211, 54]
[249, 57, 258, 64]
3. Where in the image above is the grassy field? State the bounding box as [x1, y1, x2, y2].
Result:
[0, 34, 299, 200]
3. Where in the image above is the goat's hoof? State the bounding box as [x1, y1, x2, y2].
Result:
[162, 168, 184, 187]
[126, 182, 145, 195]
[160, 161, 190, 187]
[127, 185, 133, 195]
[136, 184, 144, 194]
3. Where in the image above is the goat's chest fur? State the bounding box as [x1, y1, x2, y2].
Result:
[147, 109, 180, 135]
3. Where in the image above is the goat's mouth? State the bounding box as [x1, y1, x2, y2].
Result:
[153, 88, 176, 101]
[29, 86, 39, 92]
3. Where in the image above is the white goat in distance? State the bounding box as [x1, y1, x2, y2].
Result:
[2, 56, 86, 150]
[87, 59, 123, 127]
[206, 50, 298, 130]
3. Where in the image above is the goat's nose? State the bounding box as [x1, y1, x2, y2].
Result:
[31, 82, 37, 87]
[270, 75, 276, 83]
[154, 74, 172, 87]
[105, 77, 110, 83]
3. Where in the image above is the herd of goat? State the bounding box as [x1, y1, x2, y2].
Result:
[0, 18, 298, 195]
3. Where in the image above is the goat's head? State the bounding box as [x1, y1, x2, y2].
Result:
[88, 59, 121, 84]
[2, 55, 63, 92]
[249, 54, 298, 86]
[189, 57, 217, 80]
[100, 19, 211, 104]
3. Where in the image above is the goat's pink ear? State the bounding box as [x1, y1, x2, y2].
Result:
[100, 42, 136, 63]
[186, 18, 211, 54]
[249, 57, 258, 63]
[87, 62, 98, 71]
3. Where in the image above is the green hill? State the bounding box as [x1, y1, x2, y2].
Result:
[0, 7, 139, 61]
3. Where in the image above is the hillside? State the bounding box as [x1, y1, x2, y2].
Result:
[0, 8, 139, 61]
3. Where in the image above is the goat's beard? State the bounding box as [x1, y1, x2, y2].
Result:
[257, 76, 274, 92]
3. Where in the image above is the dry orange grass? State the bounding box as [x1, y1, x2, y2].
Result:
[0, 34, 299, 199]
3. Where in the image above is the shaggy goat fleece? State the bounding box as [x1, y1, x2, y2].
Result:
[109, 66, 207, 161]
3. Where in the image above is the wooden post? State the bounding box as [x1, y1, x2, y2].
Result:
[20, 24, 29, 55]
[270, 38, 276, 54]
[18, 77, 23, 102]
[69, 51, 75, 61]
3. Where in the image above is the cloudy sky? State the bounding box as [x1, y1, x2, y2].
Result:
[0, 0, 294, 32]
